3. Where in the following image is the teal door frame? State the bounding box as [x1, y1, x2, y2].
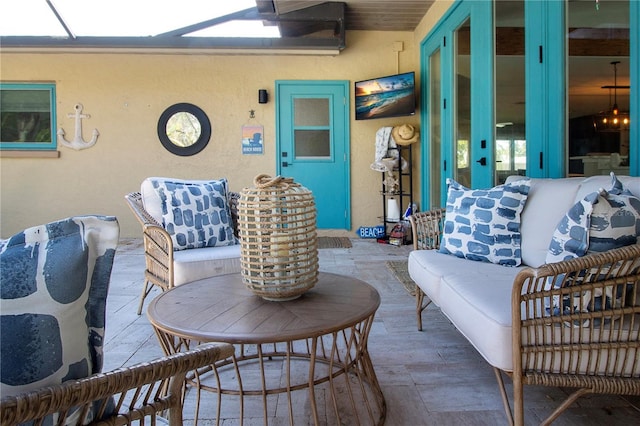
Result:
[525, 0, 566, 178]
[419, 0, 494, 208]
[633, 0, 640, 176]
[420, 30, 446, 210]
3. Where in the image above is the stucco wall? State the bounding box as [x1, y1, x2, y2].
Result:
[0, 30, 426, 238]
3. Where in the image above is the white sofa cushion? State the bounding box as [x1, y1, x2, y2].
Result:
[408, 249, 468, 306]
[512, 177, 584, 268]
[408, 249, 524, 330]
[437, 264, 523, 372]
[173, 244, 241, 286]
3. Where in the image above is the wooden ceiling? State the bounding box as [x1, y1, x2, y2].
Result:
[273, 0, 435, 31]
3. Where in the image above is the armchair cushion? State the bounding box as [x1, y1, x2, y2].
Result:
[143, 177, 238, 251]
[0, 215, 119, 397]
[439, 178, 531, 266]
[173, 244, 241, 286]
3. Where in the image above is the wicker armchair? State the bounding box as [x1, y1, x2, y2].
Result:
[125, 190, 241, 315]
[410, 210, 640, 425]
[409, 209, 446, 331]
[0, 342, 234, 426]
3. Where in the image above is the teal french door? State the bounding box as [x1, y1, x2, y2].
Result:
[421, 0, 638, 210]
[275, 81, 350, 229]
[421, 1, 494, 208]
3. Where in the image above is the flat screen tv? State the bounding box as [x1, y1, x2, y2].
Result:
[355, 71, 416, 120]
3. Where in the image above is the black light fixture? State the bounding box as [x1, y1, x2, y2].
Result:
[258, 89, 268, 104]
[596, 61, 630, 132]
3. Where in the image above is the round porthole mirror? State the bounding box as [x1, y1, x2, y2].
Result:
[157, 103, 211, 156]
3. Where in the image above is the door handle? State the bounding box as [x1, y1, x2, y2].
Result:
[476, 157, 487, 166]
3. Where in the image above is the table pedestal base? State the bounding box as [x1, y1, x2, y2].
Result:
[154, 314, 386, 425]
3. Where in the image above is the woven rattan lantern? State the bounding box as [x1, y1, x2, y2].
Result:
[238, 174, 318, 301]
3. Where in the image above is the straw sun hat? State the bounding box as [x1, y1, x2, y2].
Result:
[391, 124, 419, 145]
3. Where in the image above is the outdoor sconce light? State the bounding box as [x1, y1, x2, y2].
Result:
[258, 89, 268, 104]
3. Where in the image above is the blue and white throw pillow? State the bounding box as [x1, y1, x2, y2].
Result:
[545, 173, 640, 319]
[588, 172, 640, 253]
[151, 178, 238, 251]
[546, 190, 601, 263]
[439, 178, 531, 266]
[0, 215, 119, 397]
[547, 172, 640, 264]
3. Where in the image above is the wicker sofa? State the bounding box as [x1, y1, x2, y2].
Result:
[408, 174, 640, 425]
[125, 177, 241, 314]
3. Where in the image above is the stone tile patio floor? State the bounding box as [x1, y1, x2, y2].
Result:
[104, 238, 640, 425]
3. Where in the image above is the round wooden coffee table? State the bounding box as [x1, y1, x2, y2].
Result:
[147, 272, 386, 425]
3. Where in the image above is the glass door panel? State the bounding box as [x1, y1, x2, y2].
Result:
[495, 0, 526, 185]
[293, 130, 330, 157]
[454, 18, 472, 188]
[293, 98, 331, 159]
[567, 0, 629, 177]
[294, 98, 329, 126]
[429, 48, 442, 208]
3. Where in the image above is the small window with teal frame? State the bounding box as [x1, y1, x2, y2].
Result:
[1, 83, 57, 150]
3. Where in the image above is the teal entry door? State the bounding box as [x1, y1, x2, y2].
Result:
[275, 81, 350, 229]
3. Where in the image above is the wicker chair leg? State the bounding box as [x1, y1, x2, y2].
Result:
[138, 279, 154, 315]
[493, 368, 514, 426]
[415, 287, 431, 331]
[512, 373, 525, 426]
[416, 289, 423, 331]
[540, 388, 592, 426]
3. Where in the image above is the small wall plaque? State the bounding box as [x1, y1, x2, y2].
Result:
[356, 225, 385, 239]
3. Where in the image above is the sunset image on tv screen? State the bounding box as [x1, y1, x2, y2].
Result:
[355, 72, 416, 120]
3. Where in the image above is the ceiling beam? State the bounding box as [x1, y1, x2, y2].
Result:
[0, 35, 342, 51]
[46, 0, 75, 39]
[157, 8, 261, 37]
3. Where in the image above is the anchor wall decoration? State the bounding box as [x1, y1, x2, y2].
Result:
[58, 103, 99, 150]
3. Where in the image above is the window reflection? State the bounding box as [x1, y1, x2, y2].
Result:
[454, 18, 471, 188]
[567, 0, 629, 177]
[0, 85, 54, 148]
[495, 0, 525, 184]
[429, 48, 442, 208]
[166, 112, 201, 147]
